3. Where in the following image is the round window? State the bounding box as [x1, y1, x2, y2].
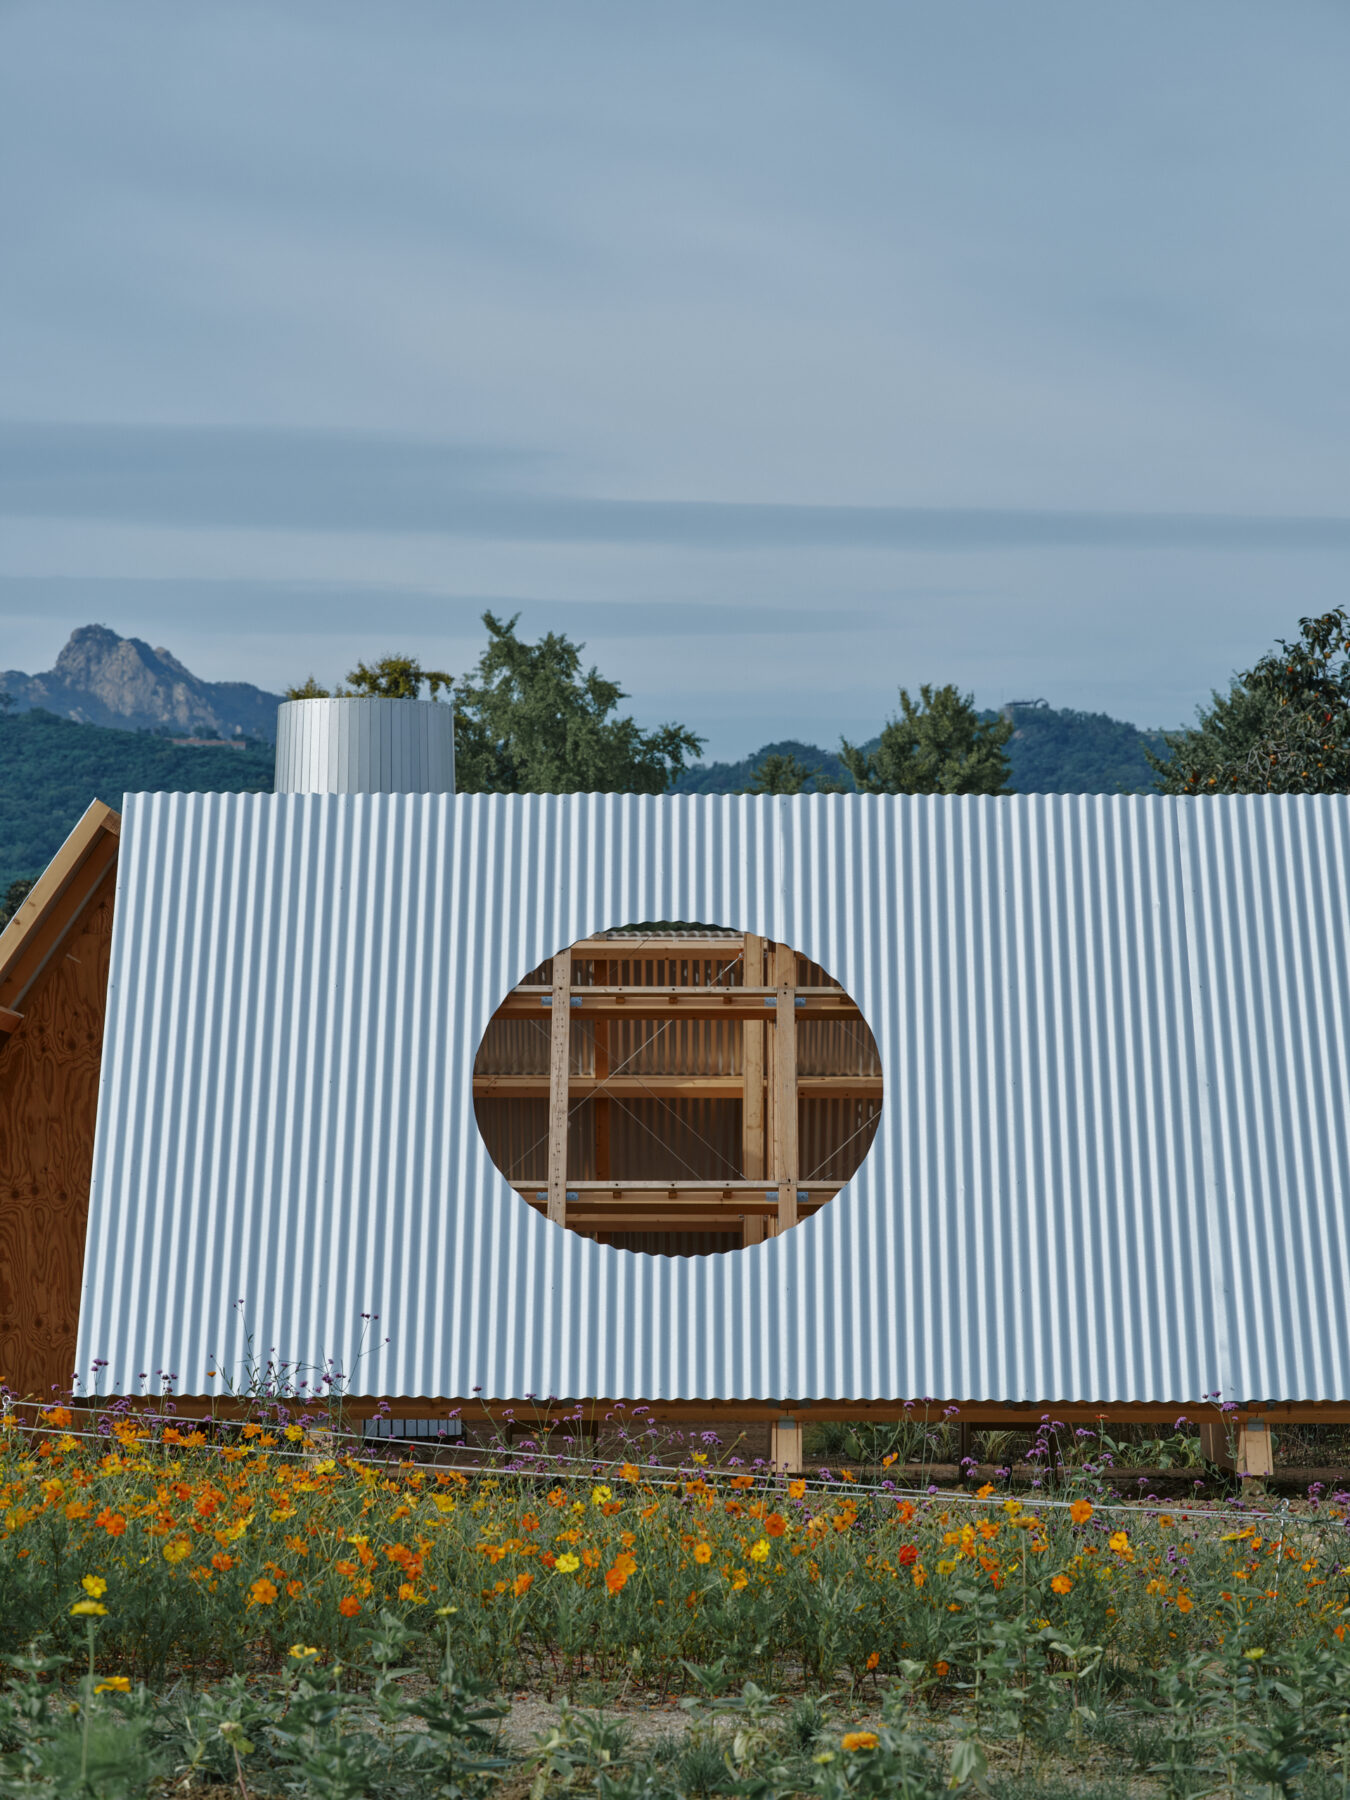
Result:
[474, 924, 882, 1254]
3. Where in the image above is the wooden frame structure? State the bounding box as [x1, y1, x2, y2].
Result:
[0, 801, 121, 1398]
[473, 930, 883, 1249]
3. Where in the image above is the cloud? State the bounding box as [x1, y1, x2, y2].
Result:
[4, 421, 1350, 552]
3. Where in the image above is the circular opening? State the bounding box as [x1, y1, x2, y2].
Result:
[474, 922, 882, 1255]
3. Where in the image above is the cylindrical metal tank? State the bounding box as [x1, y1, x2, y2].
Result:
[274, 696, 456, 795]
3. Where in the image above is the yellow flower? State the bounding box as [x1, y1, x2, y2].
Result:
[750, 1539, 771, 1563]
[289, 1644, 320, 1659]
[94, 1677, 130, 1694]
[1003, 1499, 1022, 1517]
[1068, 1500, 1093, 1525]
[70, 1600, 107, 1617]
[693, 1542, 713, 1564]
[1109, 1530, 1130, 1554]
[788, 1479, 806, 1500]
[842, 1731, 879, 1751]
[284, 1425, 305, 1441]
[554, 1553, 581, 1574]
[591, 1485, 613, 1507]
[81, 1575, 108, 1598]
[161, 1538, 191, 1565]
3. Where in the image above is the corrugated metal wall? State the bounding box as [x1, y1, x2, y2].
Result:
[77, 792, 1350, 1405]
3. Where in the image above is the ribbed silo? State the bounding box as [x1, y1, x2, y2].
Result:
[273, 696, 456, 795]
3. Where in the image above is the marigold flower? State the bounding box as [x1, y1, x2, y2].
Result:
[513, 1572, 534, 1598]
[95, 1508, 127, 1537]
[1109, 1530, 1130, 1554]
[289, 1644, 319, 1659]
[1068, 1499, 1094, 1525]
[81, 1575, 108, 1598]
[211, 1553, 234, 1572]
[1051, 1574, 1073, 1594]
[788, 1479, 807, 1501]
[865, 1651, 880, 1671]
[162, 1539, 191, 1565]
[248, 1579, 278, 1607]
[842, 1731, 879, 1751]
[554, 1553, 581, 1574]
[693, 1542, 713, 1564]
[619, 1463, 640, 1482]
[764, 1513, 787, 1537]
[338, 1596, 361, 1617]
[897, 1544, 918, 1566]
[750, 1539, 771, 1563]
[70, 1600, 107, 1617]
[94, 1677, 130, 1694]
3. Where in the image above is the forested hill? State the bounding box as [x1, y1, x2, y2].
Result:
[0, 709, 272, 899]
[671, 704, 1171, 796]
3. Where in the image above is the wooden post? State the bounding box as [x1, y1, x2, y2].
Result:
[774, 943, 798, 1231]
[1200, 1420, 1235, 1472]
[771, 1415, 803, 1474]
[742, 933, 765, 1248]
[594, 959, 612, 1181]
[547, 949, 571, 1226]
[1237, 1417, 1274, 1484]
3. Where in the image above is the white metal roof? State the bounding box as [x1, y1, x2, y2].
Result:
[77, 791, 1350, 1405]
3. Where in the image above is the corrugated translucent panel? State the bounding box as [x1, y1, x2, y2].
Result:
[274, 697, 455, 794]
[77, 793, 1350, 1405]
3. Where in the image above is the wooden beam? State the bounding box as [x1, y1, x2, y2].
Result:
[774, 942, 798, 1231]
[742, 934, 765, 1186]
[494, 985, 858, 1019]
[0, 807, 121, 1013]
[565, 937, 747, 961]
[475, 1075, 881, 1099]
[547, 949, 571, 1226]
[771, 1416, 804, 1473]
[516, 1181, 834, 1213]
[0, 1007, 22, 1035]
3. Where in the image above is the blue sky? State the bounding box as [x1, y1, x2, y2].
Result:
[3, 2, 1349, 757]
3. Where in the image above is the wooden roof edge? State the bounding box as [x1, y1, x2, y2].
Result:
[0, 800, 121, 1011]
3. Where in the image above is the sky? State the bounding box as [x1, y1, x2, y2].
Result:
[3, 3, 1350, 759]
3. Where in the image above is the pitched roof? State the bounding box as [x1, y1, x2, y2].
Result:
[0, 801, 121, 1033]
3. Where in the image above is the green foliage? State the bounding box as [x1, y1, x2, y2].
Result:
[995, 702, 1169, 794]
[841, 684, 1013, 795]
[0, 709, 273, 897]
[0, 879, 34, 930]
[745, 753, 813, 795]
[1154, 608, 1350, 794]
[674, 740, 853, 796]
[453, 612, 703, 794]
[285, 654, 454, 702]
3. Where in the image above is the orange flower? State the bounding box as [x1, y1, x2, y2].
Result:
[619, 1463, 640, 1482]
[512, 1572, 534, 1598]
[605, 1565, 629, 1594]
[398, 1582, 416, 1601]
[338, 1595, 361, 1617]
[95, 1508, 127, 1537]
[547, 1488, 567, 1508]
[1051, 1574, 1073, 1595]
[521, 1513, 540, 1533]
[842, 1731, 879, 1751]
[693, 1542, 713, 1564]
[1068, 1500, 1093, 1525]
[211, 1553, 234, 1572]
[65, 1500, 92, 1521]
[335, 1560, 357, 1578]
[933, 1660, 950, 1677]
[286, 1579, 303, 1599]
[248, 1578, 278, 1607]
[865, 1651, 880, 1671]
[896, 1500, 916, 1524]
[764, 1513, 787, 1538]
[788, 1479, 806, 1501]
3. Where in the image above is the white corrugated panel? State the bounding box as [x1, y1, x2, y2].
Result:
[76, 793, 1350, 1404]
[274, 697, 455, 794]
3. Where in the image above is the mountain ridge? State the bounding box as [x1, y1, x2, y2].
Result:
[1, 624, 281, 740]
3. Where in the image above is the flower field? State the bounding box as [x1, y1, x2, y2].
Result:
[6, 1406, 1350, 1795]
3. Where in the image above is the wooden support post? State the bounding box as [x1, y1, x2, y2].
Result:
[548, 949, 571, 1226]
[774, 942, 798, 1231]
[1200, 1420, 1235, 1471]
[771, 1415, 803, 1474]
[594, 958, 612, 1181]
[742, 934, 765, 1180]
[743, 933, 765, 1248]
[1237, 1417, 1274, 1484]
[742, 1216, 765, 1246]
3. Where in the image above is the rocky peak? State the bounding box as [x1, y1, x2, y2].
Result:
[1, 625, 281, 739]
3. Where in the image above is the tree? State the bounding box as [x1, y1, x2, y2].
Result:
[840, 684, 1012, 796]
[454, 613, 703, 793]
[284, 655, 453, 702]
[1153, 608, 1350, 795]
